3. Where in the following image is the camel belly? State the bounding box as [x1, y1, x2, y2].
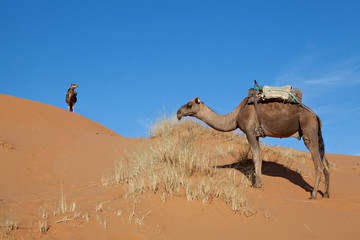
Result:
[256, 103, 301, 139]
[254, 125, 301, 140]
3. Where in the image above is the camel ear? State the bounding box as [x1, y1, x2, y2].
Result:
[195, 97, 201, 104]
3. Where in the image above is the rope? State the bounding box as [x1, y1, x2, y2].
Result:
[289, 93, 309, 110]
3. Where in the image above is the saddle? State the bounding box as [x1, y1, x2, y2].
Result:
[247, 80, 303, 137]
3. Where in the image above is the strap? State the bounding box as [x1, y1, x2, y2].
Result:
[253, 97, 265, 137]
[290, 93, 309, 111]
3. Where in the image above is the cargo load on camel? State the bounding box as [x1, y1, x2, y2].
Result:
[247, 81, 303, 104]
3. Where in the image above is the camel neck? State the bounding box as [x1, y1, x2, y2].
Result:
[196, 103, 241, 132]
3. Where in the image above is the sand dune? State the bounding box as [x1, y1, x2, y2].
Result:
[0, 94, 359, 240]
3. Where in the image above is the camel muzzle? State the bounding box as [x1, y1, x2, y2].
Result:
[177, 109, 183, 120]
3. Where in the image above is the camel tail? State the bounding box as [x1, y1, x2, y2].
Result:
[317, 116, 329, 169]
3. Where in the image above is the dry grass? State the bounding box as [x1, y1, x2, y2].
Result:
[95, 214, 107, 229]
[53, 189, 78, 216]
[0, 203, 18, 238]
[104, 117, 253, 215]
[50, 189, 81, 226]
[39, 207, 49, 234]
[83, 213, 90, 222]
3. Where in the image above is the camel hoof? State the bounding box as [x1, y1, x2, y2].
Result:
[323, 193, 330, 198]
[253, 183, 262, 188]
[308, 196, 316, 200]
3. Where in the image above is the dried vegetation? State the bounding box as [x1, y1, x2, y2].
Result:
[0, 202, 18, 239]
[104, 115, 312, 216]
[102, 116, 253, 215]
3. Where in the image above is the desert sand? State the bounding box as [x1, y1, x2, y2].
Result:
[1, 94, 359, 240]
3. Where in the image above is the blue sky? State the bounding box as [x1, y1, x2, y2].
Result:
[1, 0, 359, 155]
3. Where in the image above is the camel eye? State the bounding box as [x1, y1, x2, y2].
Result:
[186, 103, 192, 108]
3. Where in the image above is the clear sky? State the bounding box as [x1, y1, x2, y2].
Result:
[1, 0, 360, 155]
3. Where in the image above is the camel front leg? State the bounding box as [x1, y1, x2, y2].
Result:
[247, 134, 263, 188]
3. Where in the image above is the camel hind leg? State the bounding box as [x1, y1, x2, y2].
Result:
[303, 135, 323, 199]
[322, 156, 330, 198]
[302, 115, 331, 199]
[318, 117, 330, 198]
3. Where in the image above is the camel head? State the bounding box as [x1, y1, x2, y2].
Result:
[70, 83, 78, 89]
[177, 97, 203, 120]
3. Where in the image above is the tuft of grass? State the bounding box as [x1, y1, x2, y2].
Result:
[0, 203, 18, 238]
[115, 210, 122, 216]
[134, 210, 151, 226]
[39, 207, 49, 234]
[53, 189, 77, 216]
[329, 161, 336, 170]
[222, 172, 251, 215]
[149, 115, 179, 138]
[96, 202, 104, 212]
[83, 213, 90, 222]
[95, 215, 107, 228]
[101, 175, 112, 186]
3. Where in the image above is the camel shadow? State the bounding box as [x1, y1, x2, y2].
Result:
[216, 159, 324, 197]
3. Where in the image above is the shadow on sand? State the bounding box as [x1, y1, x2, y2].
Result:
[217, 159, 324, 197]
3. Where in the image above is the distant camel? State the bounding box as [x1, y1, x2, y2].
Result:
[65, 84, 78, 112]
[177, 97, 330, 199]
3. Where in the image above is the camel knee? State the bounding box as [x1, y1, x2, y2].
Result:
[314, 167, 323, 179]
[303, 136, 311, 149]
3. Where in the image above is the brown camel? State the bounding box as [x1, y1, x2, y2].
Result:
[177, 97, 330, 199]
[65, 84, 78, 112]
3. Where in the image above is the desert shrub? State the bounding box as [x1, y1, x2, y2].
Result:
[106, 115, 253, 215]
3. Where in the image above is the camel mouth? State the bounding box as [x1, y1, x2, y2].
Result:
[177, 109, 183, 120]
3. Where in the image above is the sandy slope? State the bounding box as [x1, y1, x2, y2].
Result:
[0, 94, 359, 240]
